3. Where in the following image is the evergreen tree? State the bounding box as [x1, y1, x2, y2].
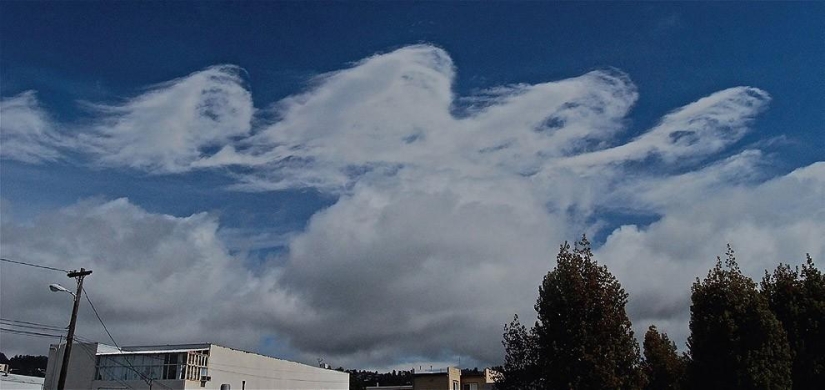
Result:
[687, 245, 791, 390]
[499, 235, 644, 390]
[497, 314, 539, 390]
[8, 355, 48, 377]
[761, 255, 825, 390]
[643, 325, 686, 390]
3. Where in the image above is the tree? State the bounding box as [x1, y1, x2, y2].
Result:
[643, 325, 686, 390]
[687, 245, 791, 390]
[497, 315, 539, 390]
[8, 355, 48, 377]
[761, 255, 825, 390]
[499, 235, 644, 390]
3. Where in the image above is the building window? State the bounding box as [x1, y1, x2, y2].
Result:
[453, 380, 459, 390]
[185, 351, 209, 381]
[95, 352, 196, 382]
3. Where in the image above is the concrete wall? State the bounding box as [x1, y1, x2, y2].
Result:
[44, 342, 99, 390]
[197, 345, 348, 390]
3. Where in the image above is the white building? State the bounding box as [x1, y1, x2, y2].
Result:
[44, 342, 349, 390]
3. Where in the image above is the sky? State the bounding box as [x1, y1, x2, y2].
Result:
[1, 2, 824, 371]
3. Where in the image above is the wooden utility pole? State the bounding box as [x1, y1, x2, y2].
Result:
[56, 268, 92, 390]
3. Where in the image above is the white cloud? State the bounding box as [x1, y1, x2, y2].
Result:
[1, 66, 254, 172]
[1, 44, 823, 368]
[80, 65, 254, 173]
[563, 87, 770, 168]
[0, 199, 309, 360]
[597, 162, 825, 348]
[216, 46, 639, 192]
[0, 91, 66, 163]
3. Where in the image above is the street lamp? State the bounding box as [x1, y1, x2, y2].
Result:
[49, 284, 74, 296]
[50, 268, 92, 390]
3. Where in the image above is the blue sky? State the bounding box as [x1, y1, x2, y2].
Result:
[1, 2, 823, 370]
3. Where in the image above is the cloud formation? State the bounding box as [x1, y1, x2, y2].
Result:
[0, 91, 66, 163]
[1, 45, 823, 369]
[0, 199, 308, 357]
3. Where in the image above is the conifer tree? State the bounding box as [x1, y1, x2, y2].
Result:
[498, 235, 644, 389]
[687, 245, 791, 390]
[643, 325, 686, 390]
[497, 314, 540, 390]
[761, 255, 825, 390]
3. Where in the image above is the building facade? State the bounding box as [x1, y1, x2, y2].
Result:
[44, 342, 349, 390]
[403, 367, 495, 390]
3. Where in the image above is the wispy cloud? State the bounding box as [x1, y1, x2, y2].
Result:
[79, 65, 254, 173]
[1, 66, 254, 172]
[0, 91, 67, 163]
[563, 87, 770, 168]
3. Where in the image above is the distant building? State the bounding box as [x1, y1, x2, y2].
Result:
[413, 367, 462, 390]
[365, 386, 413, 390]
[43, 342, 349, 390]
[455, 369, 497, 390]
[392, 367, 496, 390]
[0, 373, 46, 390]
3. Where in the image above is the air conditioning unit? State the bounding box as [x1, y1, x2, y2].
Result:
[201, 376, 211, 382]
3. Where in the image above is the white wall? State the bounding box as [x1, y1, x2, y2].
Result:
[199, 345, 348, 390]
[43, 342, 98, 390]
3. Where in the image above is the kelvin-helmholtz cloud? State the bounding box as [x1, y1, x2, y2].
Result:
[1, 45, 823, 368]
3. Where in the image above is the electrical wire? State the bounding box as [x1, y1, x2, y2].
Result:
[82, 287, 119, 348]
[0, 257, 69, 273]
[80, 289, 173, 390]
[0, 318, 67, 331]
[74, 340, 134, 390]
[0, 322, 64, 333]
[0, 326, 64, 339]
[74, 335, 174, 390]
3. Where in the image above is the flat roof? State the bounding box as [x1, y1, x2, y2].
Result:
[97, 348, 208, 356]
[0, 374, 46, 390]
[96, 343, 211, 356]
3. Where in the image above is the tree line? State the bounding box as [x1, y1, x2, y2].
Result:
[0, 353, 48, 377]
[497, 236, 823, 390]
[336, 368, 414, 390]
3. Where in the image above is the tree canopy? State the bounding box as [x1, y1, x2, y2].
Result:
[499, 235, 644, 390]
[761, 255, 825, 390]
[687, 246, 791, 390]
[643, 325, 686, 390]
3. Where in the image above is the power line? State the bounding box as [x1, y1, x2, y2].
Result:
[71, 288, 171, 390]
[0, 318, 66, 331]
[74, 336, 174, 390]
[0, 257, 69, 273]
[0, 321, 66, 333]
[0, 326, 64, 339]
[74, 341, 135, 390]
[82, 287, 119, 348]
[78, 289, 171, 389]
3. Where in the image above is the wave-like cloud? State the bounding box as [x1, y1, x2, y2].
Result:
[1, 45, 822, 369]
[0, 91, 67, 163]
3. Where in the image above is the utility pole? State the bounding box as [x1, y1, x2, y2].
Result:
[56, 268, 92, 390]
